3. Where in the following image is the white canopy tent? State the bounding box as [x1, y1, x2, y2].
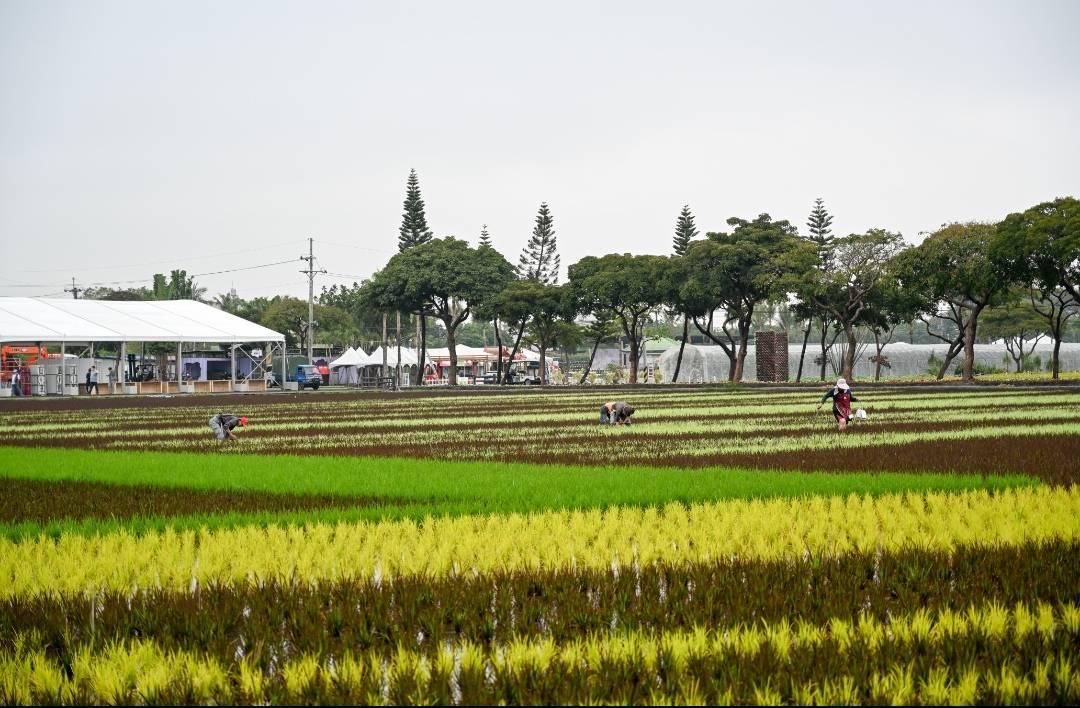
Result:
[328, 346, 377, 385]
[367, 346, 419, 367]
[0, 297, 286, 394]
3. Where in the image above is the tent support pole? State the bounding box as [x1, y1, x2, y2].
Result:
[176, 342, 182, 389]
[60, 341, 66, 396]
[280, 341, 286, 393]
[120, 341, 126, 386]
[231, 345, 237, 390]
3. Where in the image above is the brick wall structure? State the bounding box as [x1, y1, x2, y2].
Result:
[755, 331, 789, 382]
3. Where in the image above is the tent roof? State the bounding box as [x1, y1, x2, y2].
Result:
[0, 298, 285, 344]
[329, 347, 363, 368]
[427, 346, 490, 360]
[368, 346, 418, 366]
[328, 345, 380, 366]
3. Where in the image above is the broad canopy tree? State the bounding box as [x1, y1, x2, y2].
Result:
[485, 279, 573, 385]
[995, 197, 1080, 378]
[568, 253, 670, 385]
[674, 214, 808, 382]
[368, 238, 514, 385]
[791, 229, 907, 382]
[893, 222, 1019, 382]
[519, 282, 576, 385]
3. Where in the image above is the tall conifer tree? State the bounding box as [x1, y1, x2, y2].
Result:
[398, 168, 434, 383]
[673, 204, 698, 256]
[479, 224, 492, 248]
[806, 197, 834, 254]
[671, 205, 699, 382]
[518, 202, 560, 284]
[799, 197, 836, 381]
[398, 169, 433, 252]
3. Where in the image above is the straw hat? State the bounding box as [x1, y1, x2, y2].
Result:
[836, 378, 849, 390]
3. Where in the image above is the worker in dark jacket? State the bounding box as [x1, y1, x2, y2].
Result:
[208, 413, 248, 442]
[816, 378, 859, 432]
[599, 401, 636, 426]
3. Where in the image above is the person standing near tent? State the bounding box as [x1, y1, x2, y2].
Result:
[208, 413, 248, 442]
[816, 378, 860, 432]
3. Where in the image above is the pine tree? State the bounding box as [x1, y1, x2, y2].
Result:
[806, 197, 834, 254]
[670, 205, 698, 382]
[518, 202, 560, 284]
[398, 169, 433, 251]
[673, 204, 698, 256]
[479, 224, 492, 248]
[801, 197, 836, 382]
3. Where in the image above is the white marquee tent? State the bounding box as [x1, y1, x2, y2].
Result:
[0, 297, 286, 394]
[367, 346, 419, 367]
[328, 346, 377, 385]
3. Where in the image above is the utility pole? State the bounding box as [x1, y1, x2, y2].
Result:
[64, 277, 82, 299]
[299, 238, 326, 363]
[381, 313, 388, 381]
[395, 310, 402, 390]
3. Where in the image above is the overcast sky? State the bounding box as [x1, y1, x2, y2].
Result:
[1, 0, 1077, 301]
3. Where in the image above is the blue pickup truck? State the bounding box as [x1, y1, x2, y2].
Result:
[294, 364, 322, 390]
[267, 361, 323, 390]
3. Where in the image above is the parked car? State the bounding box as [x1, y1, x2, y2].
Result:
[266, 363, 322, 390]
[295, 364, 321, 390]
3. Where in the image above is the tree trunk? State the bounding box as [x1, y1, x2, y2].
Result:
[936, 338, 963, 380]
[418, 315, 427, 385]
[795, 318, 812, 383]
[494, 318, 503, 382]
[672, 317, 689, 383]
[1053, 334, 1062, 379]
[961, 310, 979, 382]
[818, 318, 829, 381]
[580, 335, 602, 385]
[627, 326, 641, 385]
[444, 317, 459, 385]
[539, 344, 547, 385]
[873, 331, 884, 382]
[692, 314, 737, 382]
[502, 321, 526, 384]
[1005, 338, 1021, 372]
[416, 315, 422, 385]
[841, 324, 857, 381]
[732, 317, 751, 383]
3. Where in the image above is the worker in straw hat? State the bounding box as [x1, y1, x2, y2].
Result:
[208, 412, 248, 442]
[816, 377, 861, 432]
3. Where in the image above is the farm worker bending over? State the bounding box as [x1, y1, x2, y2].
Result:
[816, 378, 859, 432]
[209, 413, 248, 442]
[599, 401, 636, 426]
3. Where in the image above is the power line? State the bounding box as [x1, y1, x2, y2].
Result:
[191, 259, 299, 278]
[323, 272, 370, 281]
[319, 240, 396, 255]
[41, 259, 301, 290]
[19, 241, 305, 273]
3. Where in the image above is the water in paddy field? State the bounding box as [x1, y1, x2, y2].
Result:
[657, 342, 1080, 383]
